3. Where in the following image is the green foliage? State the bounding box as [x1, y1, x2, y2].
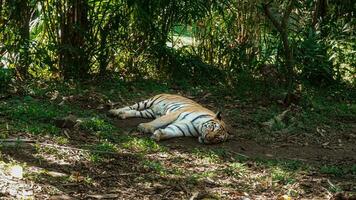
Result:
[0, 97, 62, 135]
[89, 141, 119, 163]
[121, 136, 164, 153]
[296, 28, 335, 85]
[0, 68, 14, 92]
[80, 117, 114, 132]
[223, 162, 248, 178]
[0, 0, 354, 87]
[191, 148, 227, 163]
[142, 160, 166, 174]
[320, 165, 356, 177]
[255, 158, 305, 172]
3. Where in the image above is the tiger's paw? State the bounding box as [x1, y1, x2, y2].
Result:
[108, 109, 122, 116]
[108, 107, 130, 118]
[109, 109, 128, 119]
[138, 123, 155, 133]
[151, 129, 163, 141]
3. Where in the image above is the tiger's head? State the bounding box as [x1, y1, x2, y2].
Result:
[199, 111, 229, 144]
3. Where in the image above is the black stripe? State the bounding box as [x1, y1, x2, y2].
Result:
[144, 101, 148, 109]
[168, 105, 181, 112]
[166, 127, 175, 132]
[154, 99, 165, 105]
[148, 95, 162, 107]
[191, 114, 211, 123]
[173, 125, 185, 136]
[129, 106, 133, 109]
[139, 111, 143, 118]
[185, 124, 193, 136]
[203, 119, 214, 125]
[181, 112, 191, 120]
[135, 102, 139, 109]
[146, 110, 154, 118]
[142, 112, 148, 118]
[166, 103, 177, 108]
[192, 123, 200, 136]
[164, 103, 177, 112]
[167, 103, 181, 109]
[200, 137, 205, 144]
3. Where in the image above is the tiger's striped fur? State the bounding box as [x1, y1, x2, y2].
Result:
[109, 94, 228, 144]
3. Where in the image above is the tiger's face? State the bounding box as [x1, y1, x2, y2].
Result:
[199, 119, 228, 144]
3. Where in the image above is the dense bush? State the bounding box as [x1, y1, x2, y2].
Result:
[0, 0, 354, 87]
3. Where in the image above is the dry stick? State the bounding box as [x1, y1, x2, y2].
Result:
[189, 191, 199, 200]
[0, 139, 118, 155]
[0, 138, 36, 143]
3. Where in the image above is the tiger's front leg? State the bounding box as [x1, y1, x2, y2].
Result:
[108, 107, 131, 117]
[138, 112, 180, 134]
[151, 121, 198, 141]
[109, 97, 157, 118]
[110, 109, 155, 119]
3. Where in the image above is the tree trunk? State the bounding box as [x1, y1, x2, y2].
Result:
[13, 0, 31, 79]
[263, 1, 296, 88]
[60, 0, 89, 80]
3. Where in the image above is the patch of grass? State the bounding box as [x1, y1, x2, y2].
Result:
[34, 145, 68, 160]
[191, 148, 227, 163]
[53, 136, 69, 145]
[270, 167, 296, 184]
[320, 165, 344, 177]
[223, 162, 248, 178]
[188, 170, 218, 184]
[16, 121, 61, 135]
[26, 169, 69, 186]
[319, 165, 356, 177]
[89, 141, 119, 163]
[143, 160, 166, 175]
[80, 117, 121, 141]
[6, 96, 62, 121]
[255, 158, 306, 172]
[299, 87, 356, 132]
[121, 136, 165, 153]
[0, 95, 94, 136]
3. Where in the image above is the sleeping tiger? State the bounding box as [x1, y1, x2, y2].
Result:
[109, 94, 229, 144]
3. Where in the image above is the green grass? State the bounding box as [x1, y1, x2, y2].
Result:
[121, 136, 165, 153]
[142, 160, 166, 175]
[88, 141, 119, 163]
[255, 158, 306, 172]
[191, 148, 228, 163]
[0, 95, 95, 135]
[270, 167, 296, 184]
[80, 117, 120, 139]
[320, 165, 356, 177]
[223, 162, 248, 178]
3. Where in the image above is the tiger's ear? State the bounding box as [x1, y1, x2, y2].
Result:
[216, 111, 222, 120]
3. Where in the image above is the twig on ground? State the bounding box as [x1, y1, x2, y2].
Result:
[189, 191, 199, 200]
[0, 138, 119, 155]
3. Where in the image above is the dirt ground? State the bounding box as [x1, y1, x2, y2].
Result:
[1, 93, 355, 199]
[114, 118, 356, 166]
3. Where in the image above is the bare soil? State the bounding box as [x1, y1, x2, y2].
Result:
[1, 93, 355, 200]
[114, 118, 356, 166]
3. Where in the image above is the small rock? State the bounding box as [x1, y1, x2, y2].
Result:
[9, 165, 23, 179]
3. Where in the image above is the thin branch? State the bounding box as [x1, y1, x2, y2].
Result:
[0, 139, 119, 155]
[262, 3, 283, 33]
[282, 0, 295, 29]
